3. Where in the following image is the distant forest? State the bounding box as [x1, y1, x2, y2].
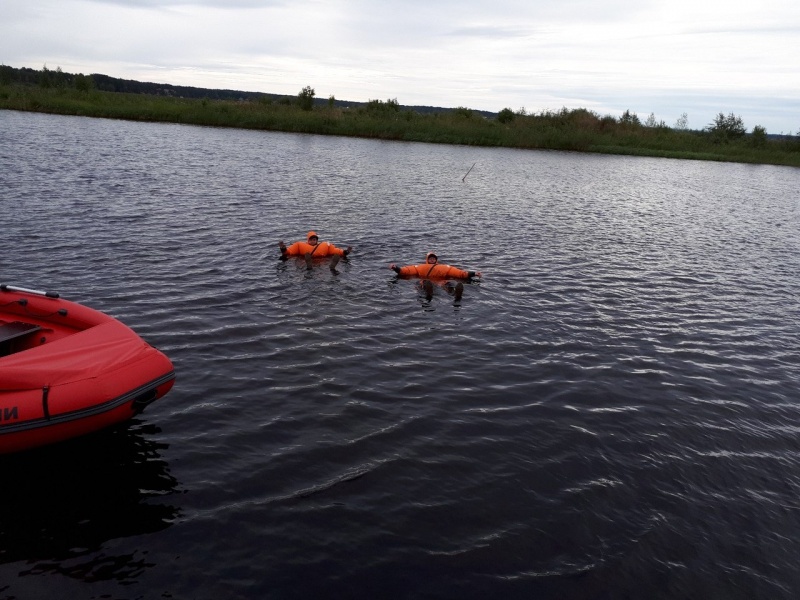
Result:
[0, 64, 497, 118]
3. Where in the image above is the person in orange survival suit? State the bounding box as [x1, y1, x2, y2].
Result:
[389, 252, 481, 300]
[279, 231, 352, 271]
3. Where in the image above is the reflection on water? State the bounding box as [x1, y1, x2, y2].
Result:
[0, 421, 180, 583]
[393, 278, 473, 311]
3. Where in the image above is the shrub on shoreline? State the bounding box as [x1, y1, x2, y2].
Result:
[1, 71, 798, 167]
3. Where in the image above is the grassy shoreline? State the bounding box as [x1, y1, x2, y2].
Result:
[2, 83, 799, 168]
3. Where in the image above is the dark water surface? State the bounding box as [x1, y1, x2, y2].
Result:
[1, 109, 799, 599]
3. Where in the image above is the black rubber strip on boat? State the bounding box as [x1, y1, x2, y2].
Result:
[42, 385, 50, 420]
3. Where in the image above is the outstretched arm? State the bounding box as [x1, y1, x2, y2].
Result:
[322, 243, 353, 257]
[446, 266, 482, 279]
[389, 264, 420, 277]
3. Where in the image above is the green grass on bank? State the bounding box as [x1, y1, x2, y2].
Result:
[2, 83, 799, 167]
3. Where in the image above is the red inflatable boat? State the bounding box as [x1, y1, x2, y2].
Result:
[0, 284, 175, 454]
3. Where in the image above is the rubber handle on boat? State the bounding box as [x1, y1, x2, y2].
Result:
[0, 284, 60, 299]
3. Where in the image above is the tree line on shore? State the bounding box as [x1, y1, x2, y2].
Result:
[0, 65, 493, 117]
[2, 64, 798, 167]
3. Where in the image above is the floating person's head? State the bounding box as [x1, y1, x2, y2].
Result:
[426, 252, 438, 264]
[307, 231, 319, 245]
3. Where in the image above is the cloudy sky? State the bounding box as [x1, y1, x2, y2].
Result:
[2, 0, 799, 134]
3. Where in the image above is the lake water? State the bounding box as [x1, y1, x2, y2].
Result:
[1, 109, 799, 599]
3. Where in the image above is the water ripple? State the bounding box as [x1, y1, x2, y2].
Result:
[2, 110, 800, 599]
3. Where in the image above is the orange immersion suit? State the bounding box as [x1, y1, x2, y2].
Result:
[391, 253, 479, 280]
[393, 263, 474, 279]
[283, 240, 348, 257]
[281, 231, 350, 258]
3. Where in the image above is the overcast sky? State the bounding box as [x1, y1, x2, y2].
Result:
[2, 0, 799, 134]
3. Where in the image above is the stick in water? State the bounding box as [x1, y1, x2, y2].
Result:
[462, 162, 476, 182]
